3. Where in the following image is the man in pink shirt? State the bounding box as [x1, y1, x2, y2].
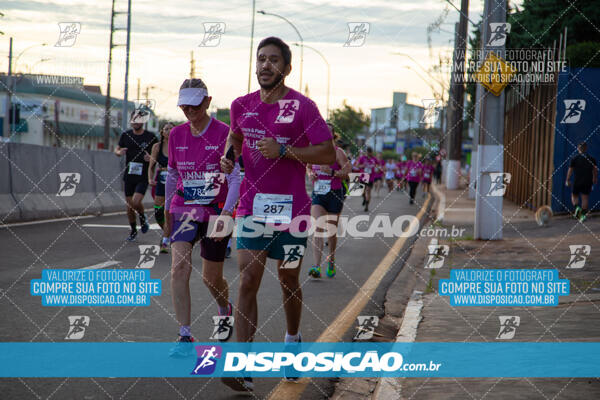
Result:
[405, 152, 423, 204]
[220, 37, 335, 390]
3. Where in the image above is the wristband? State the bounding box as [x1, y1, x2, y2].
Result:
[279, 144, 287, 158]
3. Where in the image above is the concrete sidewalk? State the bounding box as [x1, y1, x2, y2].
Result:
[368, 183, 600, 399]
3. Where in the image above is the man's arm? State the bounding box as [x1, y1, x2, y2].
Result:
[257, 137, 336, 165]
[565, 167, 573, 186]
[334, 148, 351, 180]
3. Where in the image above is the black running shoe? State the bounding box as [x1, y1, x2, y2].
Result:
[221, 377, 254, 392]
[126, 230, 137, 242]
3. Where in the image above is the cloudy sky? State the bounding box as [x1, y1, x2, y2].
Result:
[1, 0, 502, 119]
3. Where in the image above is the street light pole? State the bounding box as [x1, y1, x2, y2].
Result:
[293, 43, 329, 117]
[248, 0, 256, 94]
[14, 42, 48, 73]
[257, 10, 303, 91]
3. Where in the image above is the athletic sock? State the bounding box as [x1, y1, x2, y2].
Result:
[139, 213, 147, 225]
[130, 222, 137, 232]
[179, 325, 192, 337]
[218, 304, 230, 316]
[285, 332, 300, 343]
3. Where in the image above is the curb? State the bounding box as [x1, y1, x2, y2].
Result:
[372, 290, 424, 400]
[430, 183, 445, 223]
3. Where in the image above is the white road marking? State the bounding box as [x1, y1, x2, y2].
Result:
[82, 223, 162, 230]
[79, 261, 122, 270]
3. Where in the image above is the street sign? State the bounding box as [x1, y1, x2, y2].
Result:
[475, 51, 516, 96]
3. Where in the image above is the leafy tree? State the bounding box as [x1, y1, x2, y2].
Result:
[328, 100, 370, 146]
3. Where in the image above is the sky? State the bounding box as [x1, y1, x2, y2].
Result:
[0, 0, 500, 120]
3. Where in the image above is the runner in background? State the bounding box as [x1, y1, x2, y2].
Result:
[421, 158, 434, 196]
[396, 155, 407, 191]
[165, 79, 241, 356]
[373, 152, 385, 197]
[114, 113, 157, 241]
[357, 147, 377, 212]
[148, 122, 174, 253]
[405, 152, 423, 204]
[307, 124, 351, 279]
[565, 142, 598, 222]
[434, 153, 442, 184]
[384, 157, 397, 193]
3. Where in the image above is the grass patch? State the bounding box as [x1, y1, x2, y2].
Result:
[425, 269, 437, 293]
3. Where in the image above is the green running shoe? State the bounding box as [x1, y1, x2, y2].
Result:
[308, 265, 321, 278]
[573, 206, 582, 219]
[326, 261, 336, 278]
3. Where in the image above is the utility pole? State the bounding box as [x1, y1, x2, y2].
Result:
[121, 0, 132, 132]
[3, 37, 12, 139]
[469, 17, 487, 199]
[190, 51, 196, 78]
[474, 0, 507, 240]
[104, 0, 116, 149]
[446, 0, 469, 190]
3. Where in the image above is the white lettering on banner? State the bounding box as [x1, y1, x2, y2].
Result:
[223, 351, 406, 373]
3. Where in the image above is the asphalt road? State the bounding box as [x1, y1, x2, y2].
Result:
[0, 185, 427, 400]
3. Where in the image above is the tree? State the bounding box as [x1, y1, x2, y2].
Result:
[328, 100, 370, 145]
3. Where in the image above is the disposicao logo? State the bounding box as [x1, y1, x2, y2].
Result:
[191, 345, 222, 375]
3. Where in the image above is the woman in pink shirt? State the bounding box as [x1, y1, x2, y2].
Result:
[421, 158, 434, 195]
[405, 152, 423, 204]
[164, 79, 241, 353]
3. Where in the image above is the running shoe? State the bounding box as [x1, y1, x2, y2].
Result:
[160, 238, 170, 253]
[308, 265, 321, 278]
[141, 220, 150, 234]
[573, 206, 582, 220]
[579, 212, 587, 222]
[221, 377, 254, 392]
[216, 303, 234, 342]
[326, 261, 336, 278]
[168, 335, 195, 358]
[284, 334, 302, 382]
[126, 230, 137, 242]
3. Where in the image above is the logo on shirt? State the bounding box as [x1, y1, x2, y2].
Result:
[275, 100, 300, 124]
[205, 145, 219, 150]
[176, 146, 189, 151]
[561, 99, 586, 124]
[243, 112, 259, 118]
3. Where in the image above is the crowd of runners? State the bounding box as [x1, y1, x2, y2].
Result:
[112, 36, 449, 392]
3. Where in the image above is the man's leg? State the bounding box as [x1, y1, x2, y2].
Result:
[277, 257, 303, 336]
[327, 213, 341, 263]
[132, 192, 146, 219]
[125, 196, 137, 228]
[236, 249, 267, 342]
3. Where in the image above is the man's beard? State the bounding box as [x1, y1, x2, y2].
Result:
[258, 72, 284, 90]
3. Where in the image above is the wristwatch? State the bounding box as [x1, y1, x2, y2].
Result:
[279, 144, 287, 158]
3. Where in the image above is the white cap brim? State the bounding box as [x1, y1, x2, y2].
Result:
[177, 88, 208, 106]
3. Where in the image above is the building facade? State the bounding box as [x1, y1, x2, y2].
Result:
[0, 74, 159, 151]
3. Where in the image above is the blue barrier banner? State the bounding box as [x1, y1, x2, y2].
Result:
[439, 269, 569, 306]
[30, 269, 161, 306]
[0, 342, 598, 378]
